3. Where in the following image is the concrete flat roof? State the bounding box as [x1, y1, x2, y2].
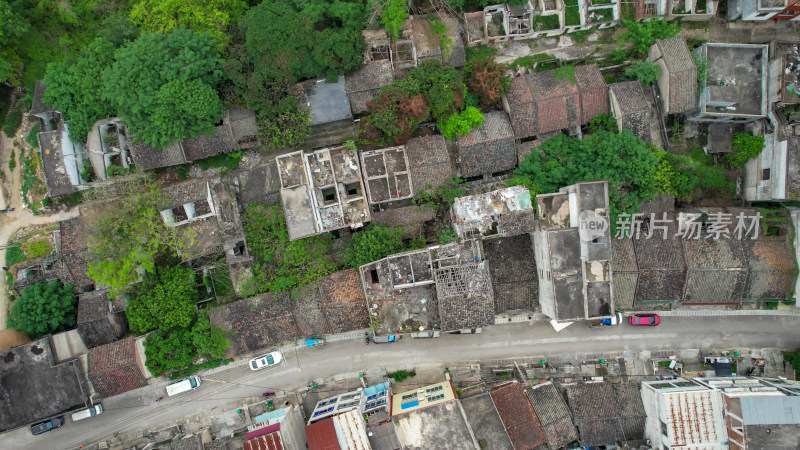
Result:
[703, 44, 768, 117]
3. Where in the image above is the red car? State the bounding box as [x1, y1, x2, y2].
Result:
[630, 314, 660, 326]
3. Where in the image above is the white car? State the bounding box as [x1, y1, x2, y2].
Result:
[249, 351, 283, 370]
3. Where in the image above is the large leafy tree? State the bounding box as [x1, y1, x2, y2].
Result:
[129, 0, 246, 48]
[125, 266, 199, 334]
[228, 0, 366, 111]
[618, 19, 681, 58]
[0, 0, 30, 82]
[102, 28, 225, 147]
[510, 130, 659, 225]
[7, 280, 76, 339]
[42, 38, 117, 143]
[86, 183, 182, 298]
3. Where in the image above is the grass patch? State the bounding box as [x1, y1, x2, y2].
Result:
[21, 150, 46, 201]
[564, 0, 581, 26]
[24, 239, 51, 260]
[3, 107, 23, 138]
[554, 65, 577, 84]
[531, 14, 560, 32]
[388, 370, 416, 382]
[196, 150, 243, 173]
[26, 123, 40, 148]
[5, 243, 26, 267]
[8, 150, 15, 171]
[54, 191, 85, 206]
[509, 53, 556, 70]
[591, 7, 614, 22]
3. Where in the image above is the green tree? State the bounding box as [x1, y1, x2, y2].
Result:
[381, 0, 407, 40]
[728, 132, 765, 168]
[7, 280, 76, 339]
[42, 38, 117, 143]
[144, 328, 197, 377]
[345, 224, 405, 268]
[589, 113, 618, 134]
[624, 62, 661, 86]
[618, 19, 681, 58]
[511, 131, 659, 225]
[129, 0, 247, 47]
[102, 28, 225, 147]
[401, 60, 465, 123]
[192, 312, 230, 360]
[439, 106, 484, 141]
[86, 184, 182, 298]
[357, 85, 428, 147]
[125, 266, 199, 334]
[0, 0, 30, 82]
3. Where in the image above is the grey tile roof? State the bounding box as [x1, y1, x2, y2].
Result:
[346, 61, 395, 115]
[683, 238, 745, 269]
[684, 270, 747, 304]
[485, 234, 539, 313]
[612, 238, 638, 272]
[633, 234, 685, 270]
[612, 272, 638, 310]
[635, 270, 686, 303]
[528, 382, 579, 450]
[129, 139, 186, 170]
[181, 124, 236, 162]
[30, 80, 54, 116]
[161, 179, 209, 208]
[228, 107, 258, 145]
[742, 238, 798, 299]
[610, 81, 651, 141]
[654, 38, 697, 113]
[457, 111, 517, 177]
[38, 130, 79, 197]
[565, 382, 646, 446]
[405, 135, 454, 192]
[436, 263, 495, 331]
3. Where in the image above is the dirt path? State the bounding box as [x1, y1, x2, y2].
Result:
[0, 115, 79, 330]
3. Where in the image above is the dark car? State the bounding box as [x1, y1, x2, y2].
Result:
[630, 313, 660, 326]
[372, 334, 402, 344]
[30, 416, 64, 435]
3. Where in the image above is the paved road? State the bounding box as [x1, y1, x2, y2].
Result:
[6, 315, 800, 449]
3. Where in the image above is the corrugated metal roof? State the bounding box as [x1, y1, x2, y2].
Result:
[306, 418, 341, 450]
[663, 390, 726, 447]
[741, 396, 800, 425]
[243, 430, 284, 450]
[333, 409, 371, 450]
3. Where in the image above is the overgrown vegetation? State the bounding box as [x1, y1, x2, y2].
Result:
[510, 131, 659, 226]
[624, 61, 661, 86]
[256, 105, 311, 151]
[382, 0, 408, 40]
[413, 177, 466, 211]
[7, 280, 76, 339]
[242, 204, 335, 295]
[5, 242, 25, 267]
[654, 148, 734, 202]
[728, 133, 765, 168]
[3, 106, 22, 137]
[24, 239, 51, 260]
[358, 60, 466, 148]
[463, 56, 509, 106]
[196, 150, 243, 173]
[345, 224, 405, 269]
[388, 370, 416, 383]
[439, 106, 484, 141]
[589, 114, 618, 134]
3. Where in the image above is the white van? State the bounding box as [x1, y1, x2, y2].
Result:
[71, 404, 103, 421]
[166, 376, 202, 397]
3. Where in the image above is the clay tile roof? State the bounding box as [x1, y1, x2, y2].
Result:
[574, 65, 609, 125]
[490, 381, 547, 450]
[742, 238, 798, 299]
[38, 129, 79, 197]
[346, 61, 395, 115]
[505, 76, 538, 140]
[457, 111, 516, 177]
[306, 418, 341, 450]
[87, 337, 147, 397]
[318, 270, 369, 333]
[529, 71, 580, 100]
[657, 38, 696, 72]
[654, 38, 697, 113]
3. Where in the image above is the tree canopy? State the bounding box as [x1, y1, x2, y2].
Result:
[7, 280, 76, 339]
[42, 38, 117, 143]
[102, 28, 225, 147]
[129, 0, 246, 48]
[618, 19, 681, 58]
[125, 266, 199, 334]
[624, 62, 661, 86]
[510, 131, 659, 224]
[345, 224, 405, 269]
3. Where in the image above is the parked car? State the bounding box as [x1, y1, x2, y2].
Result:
[301, 338, 324, 347]
[410, 331, 440, 339]
[30, 416, 64, 435]
[249, 351, 283, 370]
[630, 313, 660, 326]
[372, 334, 402, 344]
[451, 328, 482, 334]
